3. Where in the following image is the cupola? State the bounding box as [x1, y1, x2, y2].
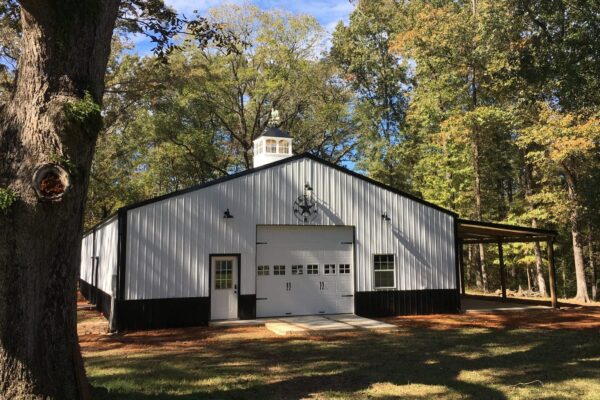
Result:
[253, 110, 293, 168]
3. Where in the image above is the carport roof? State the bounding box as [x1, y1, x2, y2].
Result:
[457, 219, 557, 244]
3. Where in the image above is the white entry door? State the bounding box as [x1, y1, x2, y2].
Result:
[256, 226, 354, 318]
[211, 256, 238, 320]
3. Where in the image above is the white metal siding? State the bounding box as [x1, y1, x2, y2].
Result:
[80, 232, 94, 283]
[79, 217, 118, 295]
[95, 218, 119, 294]
[124, 157, 456, 300]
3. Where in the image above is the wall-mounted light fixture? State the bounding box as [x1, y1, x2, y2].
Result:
[223, 209, 234, 219]
[381, 212, 391, 222]
[304, 183, 313, 192]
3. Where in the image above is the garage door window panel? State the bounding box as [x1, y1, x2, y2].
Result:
[258, 265, 269, 276]
[307, 264, 319, 275]
[274, 265, 286, 275]
[324, 264, 336, 275]
[292, 265, 303, 275]
[339, 264, 350, 274]
[374, 254, 395, 289]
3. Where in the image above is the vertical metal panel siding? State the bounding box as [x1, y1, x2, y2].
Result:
[95, 218, 119, 294]
[80, 232, 94, 283]
[125, 158, 456, 300]
[79, 217, 118, 293]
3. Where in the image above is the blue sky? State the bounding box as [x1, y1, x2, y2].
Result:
[133, 0, 355, 54]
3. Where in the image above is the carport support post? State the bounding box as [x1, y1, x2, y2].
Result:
[547, 239, 559, 309]
[459, 241, 466, 295]
[498, 242, 507, 301]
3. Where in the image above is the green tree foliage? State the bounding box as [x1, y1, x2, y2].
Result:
[390, 0, 600, 300]
[85, 0, 600, 301]
[86, 5, 358, 227]
[61, 0, 600, 301]
[330, 0, 412, 189]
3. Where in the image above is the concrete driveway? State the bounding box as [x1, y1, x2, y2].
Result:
[265, 314, 396, 335]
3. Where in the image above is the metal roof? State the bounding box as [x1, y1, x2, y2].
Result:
[457, 219, 557, 244]
[259, 127, 291, 138]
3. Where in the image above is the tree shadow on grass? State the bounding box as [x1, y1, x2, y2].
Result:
[86, 324, 600, 400]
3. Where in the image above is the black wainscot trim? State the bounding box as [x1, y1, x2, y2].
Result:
[354, 289, 460, 318]
[115, 297, 210, 331]
[238, 294, 257, 320]
[79, 279, 112, 319]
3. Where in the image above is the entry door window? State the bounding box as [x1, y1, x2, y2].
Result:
[215, 260, 233, 289]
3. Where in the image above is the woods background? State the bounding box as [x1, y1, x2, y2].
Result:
[2, 0, 598, 301]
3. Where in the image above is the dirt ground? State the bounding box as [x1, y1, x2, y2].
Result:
[78, 298, 600, 353]
[383, 306, 600, 331]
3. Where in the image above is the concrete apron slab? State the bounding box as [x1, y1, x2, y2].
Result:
[265, 321, 312, 336]
[266, 314, 396, 336]
[210, 319, 271, 328]
[326, 314, 397, 331]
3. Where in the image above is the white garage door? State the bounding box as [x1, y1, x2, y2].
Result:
[256, 226, 354, 318]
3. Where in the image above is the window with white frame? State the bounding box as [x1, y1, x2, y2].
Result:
[278, 140, 289, 154]
[266, 139, 277, 153]
[324, 264, 336, 275]
[257, 265, 269, 276]
[291, 265, 303, 275]
[339, 264, 350, 274]
[307, 264, 319, 275]
[274, 265, 286, 275]
[374, 254, 395, 289]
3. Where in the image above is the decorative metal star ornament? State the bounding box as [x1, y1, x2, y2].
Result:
[293, 194, 318, 223]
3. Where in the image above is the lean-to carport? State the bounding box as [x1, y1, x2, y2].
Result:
[456, 219, 559, 308]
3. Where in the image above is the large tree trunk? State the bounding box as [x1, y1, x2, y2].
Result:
[524, 160, 548, 297]
[563, 166, 590, 302]
[468, 7, 487, 292]
[0, 1, 119, 399]
[589, 229, 597, 301]
[472, 139, 488, 292]
[532, 222, 548, 297]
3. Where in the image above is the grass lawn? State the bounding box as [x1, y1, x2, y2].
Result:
[79, 306, 600, 399]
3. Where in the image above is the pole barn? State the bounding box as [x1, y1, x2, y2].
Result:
[80, 126, 554, 331]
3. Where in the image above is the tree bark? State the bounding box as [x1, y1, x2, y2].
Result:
[523, 158, 548, 297]
[563, 165, 590, 302]
[0, 1, 119, 399]
[473, 139, 488, 292]
[532, 221, 548, 297]
[468, 2, 486, 292]
[589, 228, 597, 301]
[467, 244, 475, 290]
